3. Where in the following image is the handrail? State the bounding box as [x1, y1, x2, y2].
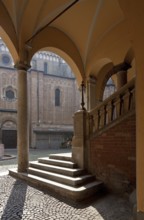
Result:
[89, 78, 135, 134]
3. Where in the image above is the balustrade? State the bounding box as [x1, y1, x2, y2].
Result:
[89, 78, 135, 134]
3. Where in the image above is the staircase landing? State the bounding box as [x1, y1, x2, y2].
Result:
[9, 153, 103, 201]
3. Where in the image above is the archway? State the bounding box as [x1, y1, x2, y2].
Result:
[30, 50, 81, 149]
[2, 120, 17, 148]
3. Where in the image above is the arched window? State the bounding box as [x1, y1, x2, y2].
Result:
[103, 77, 116, 100]
[55, 88, 60, 106]
[44, 62, 48, 74]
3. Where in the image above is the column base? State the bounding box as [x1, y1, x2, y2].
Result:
[133, 206, 144, 220]
[136, 212, 144, 220]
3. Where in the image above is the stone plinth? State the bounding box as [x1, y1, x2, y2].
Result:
[72, 110, 89, 169]
[0, 144, 4, 158]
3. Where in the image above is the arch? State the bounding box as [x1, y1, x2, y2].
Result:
[28, 27, 84, 86]
[1, 117, 17, 149]
[95, 63, 115, 101]
[0, 1, 19, 62]
[124, 47, 135, 64]
[87, 58, 114, 102]
[85, 20, 132, 76]
[0, 29, 18, 64]
[88, 47, 134, 102]
[1, 116, 17, 128]
[87, 58, 113, 78]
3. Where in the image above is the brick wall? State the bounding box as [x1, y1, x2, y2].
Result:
[89, 113, 136, 193]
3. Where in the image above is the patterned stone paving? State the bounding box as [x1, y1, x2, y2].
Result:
[0, 175, 133, 220]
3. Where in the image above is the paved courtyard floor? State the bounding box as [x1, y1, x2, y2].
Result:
[0, 149, 133, 220]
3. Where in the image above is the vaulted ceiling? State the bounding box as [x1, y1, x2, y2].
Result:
[0, 0, 137, 82]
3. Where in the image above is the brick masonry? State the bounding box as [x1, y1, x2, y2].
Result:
[90, 113, 136, 193]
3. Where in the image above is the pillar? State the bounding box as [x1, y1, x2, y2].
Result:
[72, 109, 89, 169]
[72, 81, 89, 169]
[117, 70, 127, 90]
[15, 62, 30, 172]
[87, 76, 97, 110]
[135, 58, 144, 219]
[115, 1, 144, 218]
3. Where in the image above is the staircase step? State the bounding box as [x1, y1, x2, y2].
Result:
[9, 168, 103, 201]
[29, 161, 85, 177]
[28, 167, 95, 186]
[38, 157, 77, 168]
[49, 153, 72, 162]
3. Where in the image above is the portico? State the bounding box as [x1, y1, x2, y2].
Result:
[0, 0, 144, 218]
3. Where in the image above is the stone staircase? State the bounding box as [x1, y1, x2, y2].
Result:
[9, 153, 103, 201]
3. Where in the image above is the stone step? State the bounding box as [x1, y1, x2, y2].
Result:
[29, 161, 85, 177]
[38, 157, 77, 168]
[28, 167, 95, 187]
[49, 153, 72, 162]
[9, 168, 103, 201]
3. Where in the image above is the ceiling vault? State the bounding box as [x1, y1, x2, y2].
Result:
[26, 0, 80, 44]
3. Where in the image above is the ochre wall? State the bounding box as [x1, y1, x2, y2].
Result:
[90, 113, 136, 193]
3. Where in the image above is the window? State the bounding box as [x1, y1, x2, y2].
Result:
[55, 88, 60, 106]
[44, 62, 48, 74]
[3, 86, 16, 102]
[2, 54, 11, 65]
[6, 90, 15, 99]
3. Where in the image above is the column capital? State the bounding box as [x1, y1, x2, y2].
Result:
[14, 61, 31, 71]
[87, 75, 97, 84]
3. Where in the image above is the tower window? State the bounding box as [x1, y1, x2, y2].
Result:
[55, 88, 60, 106]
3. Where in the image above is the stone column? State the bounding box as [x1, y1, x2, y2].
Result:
[117, 70, 127, 90]
[16, 62, 30, 172]
[87, 76, 97, 111]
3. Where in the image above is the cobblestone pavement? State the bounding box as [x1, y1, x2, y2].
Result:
[0, 175, 133, 220]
